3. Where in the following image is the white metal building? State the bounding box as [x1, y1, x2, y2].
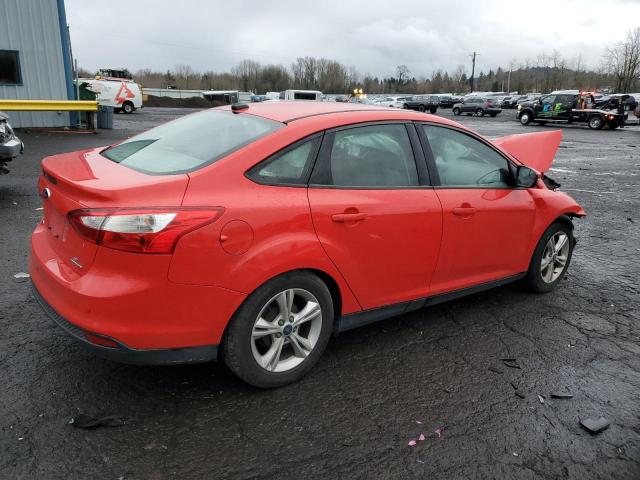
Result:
[0, 0, 75, 128]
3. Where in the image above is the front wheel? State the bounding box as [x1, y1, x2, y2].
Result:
[418, 104, 425, 112]
[429, 107, 438, 114]
[453, 107, 461, 116]
[519, 111, 532, 125]
[524, 221, 574, 293]
[475, 108, 485, 117]
[222, 271, 334, 388]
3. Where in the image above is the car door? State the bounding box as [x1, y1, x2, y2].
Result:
[307, 123, 443, 310]
[417, 124, 536, 295]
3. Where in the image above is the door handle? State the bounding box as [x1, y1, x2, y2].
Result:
[452, 206, 476, 216]
[331, 212, 369, 222]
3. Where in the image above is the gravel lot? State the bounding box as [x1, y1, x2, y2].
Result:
[1, 107, 639, 480]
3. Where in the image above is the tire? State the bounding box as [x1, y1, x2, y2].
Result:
[452, 107, 461, 116]
[475, 108, 484, 117]
[588, 115, 604, 130]
[524, 221, 574, 293]
[403, 103, 409, 109]
[222, 271, 334, 388]
[418, 104, 425, 112]
[490, 113, 497, 117]
[122, 101, 135, 114]
[519, 111, 532, 125]
[429, 107, 438, 114]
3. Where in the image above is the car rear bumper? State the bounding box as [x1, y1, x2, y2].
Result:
[30, 223, 247, 359]
[32, 282, 219, 365]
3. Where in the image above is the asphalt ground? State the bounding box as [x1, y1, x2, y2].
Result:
[1, 107, 639, 480]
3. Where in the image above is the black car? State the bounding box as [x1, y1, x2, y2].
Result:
[517, 93, 623, 129]
[594, 94, 638, 115]
[452, 97, 502, 117]
[438, 95, 459, 108]
[402, 95, 439, 113]
[501, 95, 526, 109]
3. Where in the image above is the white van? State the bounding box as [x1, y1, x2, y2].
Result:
[279, 90, 323, 101]
[81, 78, 143, 114]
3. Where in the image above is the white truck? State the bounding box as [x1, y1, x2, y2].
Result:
[80, 77, 144, 114]
[279, 90, 323, 101]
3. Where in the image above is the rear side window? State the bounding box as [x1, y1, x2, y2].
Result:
[312, 124, 419, 188]
[247, 137, 320, 185]
[101, 110, 282, 174]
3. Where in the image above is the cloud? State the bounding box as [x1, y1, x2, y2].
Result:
[64, 0, 640, 77]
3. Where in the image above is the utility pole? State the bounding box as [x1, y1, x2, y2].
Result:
[469, 52, 477, 93]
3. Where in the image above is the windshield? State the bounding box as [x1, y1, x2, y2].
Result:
[102, 110, 283, 174]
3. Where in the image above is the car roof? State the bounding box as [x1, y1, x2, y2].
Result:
[215, 101, 462, 129]
[217, 101, 414, 123]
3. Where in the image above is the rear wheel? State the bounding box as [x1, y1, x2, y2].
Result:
[476, 108, 484, 117]
[453, 107, 461, 115]
[524, 221, 574, 293]
[122, 101, 135, 114]
[418, 104, 425, 112]
[222, 271, 333, 388]
[588, 115, 604, 130]
[403, 103, 409, 109]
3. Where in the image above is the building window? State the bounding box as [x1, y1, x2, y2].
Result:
[0, 51, 22, 85]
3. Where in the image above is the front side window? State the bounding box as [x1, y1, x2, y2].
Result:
[102, 110, 282, 174]
[313, 124, 419, 187]
[247, 137, 319, 185]
[0, 51, 21, 84]
[422, 125, 511, 188]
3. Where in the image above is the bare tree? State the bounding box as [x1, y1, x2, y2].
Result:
[605, 27, 640, 92]
[232, 59, 261, 92]
[396, 65, 410, 85]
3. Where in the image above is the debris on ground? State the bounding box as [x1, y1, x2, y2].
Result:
[418, 433, 425, 441]
[580, 417, 610, 434]
[69, 414, 125, 429]
[407, 431, 427, 447]
[551, 392, 574, 399]
[515, 390, 525, 399]
[510, 381, 519, 390]
[435, 427, 445, 438]
[408, 439, 417, 446]
[538, 395, 545, 404]
[13, 272, 30, 282]
[513, 452, 519, 457]
[488, 366, 503, 374]
[543, 414, 556, 429]
[502, 359, 521, 369]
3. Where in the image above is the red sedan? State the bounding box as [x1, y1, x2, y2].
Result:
[30, 102, 585, 387]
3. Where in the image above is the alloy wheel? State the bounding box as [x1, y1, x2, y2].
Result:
[250, 288, 323, 373]
[540, 232, 570, 283]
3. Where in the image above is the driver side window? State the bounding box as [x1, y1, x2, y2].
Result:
[422, 125, 511, 188]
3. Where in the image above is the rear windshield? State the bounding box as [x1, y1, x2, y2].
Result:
[102, 110, 283, 174]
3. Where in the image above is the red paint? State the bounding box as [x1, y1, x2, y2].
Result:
[493, 130, 563, 172]
[30, 103, 585, 352]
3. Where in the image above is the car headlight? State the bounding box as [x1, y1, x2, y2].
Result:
[517, 105, 522, 111]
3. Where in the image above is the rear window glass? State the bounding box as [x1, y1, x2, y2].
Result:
[101, 110, 283, 174]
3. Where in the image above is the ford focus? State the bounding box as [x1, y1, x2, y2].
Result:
[30, 102, 585, 387]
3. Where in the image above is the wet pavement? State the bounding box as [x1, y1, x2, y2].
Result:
[1, 107, 639, 479]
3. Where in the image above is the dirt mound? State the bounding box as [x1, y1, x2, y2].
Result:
[144, 95, 223, 108]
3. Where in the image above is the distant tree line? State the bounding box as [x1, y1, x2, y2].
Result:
[81, 28, 639, 95]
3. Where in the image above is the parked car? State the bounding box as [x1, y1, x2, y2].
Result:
[452, 97, 502, 116]
[0, 111, 24, 175]
[517, 93, 624, 129]
[439, 95, 461, 108]
[375, 96, 408, 108]
[31, 102, 585, 387]
[402, 95, 439, 113]
[502, 96, 526, 109]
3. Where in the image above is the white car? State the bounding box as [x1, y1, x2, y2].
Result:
[376, 96, 408, 108]
[80, 78, 143, 114]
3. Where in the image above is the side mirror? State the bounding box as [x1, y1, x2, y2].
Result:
[516, 165, 538, 188]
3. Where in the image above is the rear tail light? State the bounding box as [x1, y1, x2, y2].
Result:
[68, 207, 224, 254]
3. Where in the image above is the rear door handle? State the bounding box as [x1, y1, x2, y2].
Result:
[331, 212, 369, 222]
[452, 207, 476, 216]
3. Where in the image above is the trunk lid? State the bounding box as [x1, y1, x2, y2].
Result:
[39, 148, 189, 275]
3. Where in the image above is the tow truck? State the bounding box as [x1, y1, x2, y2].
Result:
[517, 91, 623, 130]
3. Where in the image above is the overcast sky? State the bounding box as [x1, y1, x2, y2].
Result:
[65, 0, 640, 78]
